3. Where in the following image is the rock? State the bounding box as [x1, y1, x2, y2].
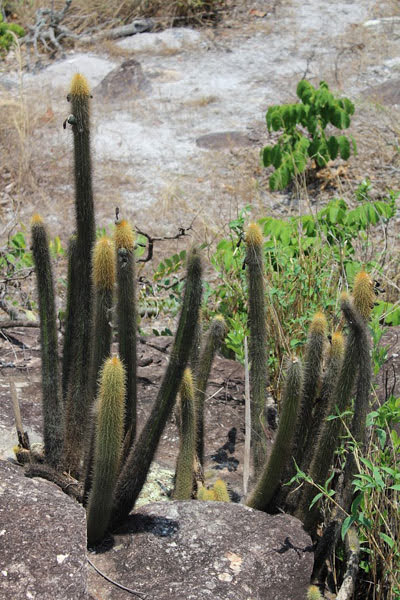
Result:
[116, 27, 205, 54]
[376, 325, 400, 403]
[196, 131, 260, 149]
[88, 501, 313, 600]
[94, 59, 152, 99]
[0, 461, 87, 600]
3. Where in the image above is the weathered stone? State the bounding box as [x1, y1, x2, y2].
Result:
[364, 79, 400, 106]
[88, 501, 313, 600]
[95, 59, 152, 99]
[0, 461, 87, 600]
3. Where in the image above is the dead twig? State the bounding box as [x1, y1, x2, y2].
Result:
[10, 379, 30, 450]
[0, 319, 39, 328]
[87, 557, 148, 598]
[135, 222, 194, 263]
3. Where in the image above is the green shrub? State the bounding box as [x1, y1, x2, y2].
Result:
[0, 14, 24, 55]
[262, 80, 357, 190]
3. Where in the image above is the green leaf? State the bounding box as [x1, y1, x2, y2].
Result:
[379, 533, 395, 549]
[338, 135, 351, 160]
[327, 135, 339, 160]
[296, 80, 314, 104]
[271, 144, 282, 168]
[261, 145, 273, 167]
[341, 516, 354, 540]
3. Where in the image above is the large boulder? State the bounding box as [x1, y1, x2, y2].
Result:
[88, 500, 313, 600]
[0, 461, 87, 600]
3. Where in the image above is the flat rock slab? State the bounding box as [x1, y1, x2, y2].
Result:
[0, 461, 87, 600]
[88, 501, 313, 600]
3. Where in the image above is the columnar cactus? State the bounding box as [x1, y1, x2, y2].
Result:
[31, 214, 63, 469]
[247, 357, 303, 511]
[173, 368, 197, 500]
[61, 234, 77, 401]
[195, 315, 227, 466]
[114, 219, 137, 450]
[89, 237, 116, 399]
[245, 223, 269, 477]
[86, 357, 125, 546]
[63, 73, 96, 475]
[111, 247, 203, 528]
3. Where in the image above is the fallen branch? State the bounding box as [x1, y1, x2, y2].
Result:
[25, 463, 83, 503]
[0, 319, 39, 329]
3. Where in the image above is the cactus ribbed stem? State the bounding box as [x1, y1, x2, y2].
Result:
[114, 219, 137, 450]
[195, 315, 227, 466]
[247, 357, 302, 511]
[111, 247, 202, 528]
[173, 368, 197, 500]
[31, 215, 63, 469]
[86, 357, 125, 546]
[61, 235, 77, 402]
[63, 74, 96, 476]
[89, 237, 115, 399]
[245, 223, 269, 477]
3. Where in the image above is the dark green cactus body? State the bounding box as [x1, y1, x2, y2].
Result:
[86, 357, 125, 546]
[195, 316, 226, 466]
[173, 368, 196, 500]
[31, 216, 63, 469]
[247, 358, 302, 511]
[111, 248, 202, 528]
[245, 223, 269, 477]
[114, 220, 136, 450]
[298, 297, 368, 532]
[61, 235, 77, 402]
[63, 74, 96, 476]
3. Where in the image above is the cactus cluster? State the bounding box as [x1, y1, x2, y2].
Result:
[26, 73, 376, 582]
[27, 74, 218, 546]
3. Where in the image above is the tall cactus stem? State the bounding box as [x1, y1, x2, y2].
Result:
[247, 357, 303, 511]
[63, 73, 96, 476]
[111, 247, 202, 528]
[31, 215, 63, 469]
[245, 222, 269, 477]
[114, 219, 137, 450]
[173, 368, 197, 500]
[61, 234, 77, 402]
[195, 315, 227, 465]
[86, 357, 125, 546]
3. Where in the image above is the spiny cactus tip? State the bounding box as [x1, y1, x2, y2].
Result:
[246, 222, 263, 247]
[70, 73, 90, 97]
[31, 213, 43, 226]
[353, 270, 375, 320]
[114, 219, 134, 251]
[307, 585, 322, 600]
[93, 237, 115, 289]
[331, 331, 345, 357]
[310, 311, 327, 335]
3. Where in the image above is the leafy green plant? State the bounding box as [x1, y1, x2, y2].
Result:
[0, 14, 24, 55]
[262, 80, 357, 190]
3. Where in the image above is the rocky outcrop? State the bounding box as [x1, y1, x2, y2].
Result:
[88, 500, 313, 600]
[0, 461, 87, 600]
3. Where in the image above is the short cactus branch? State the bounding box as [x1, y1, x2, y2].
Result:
[173, 368, 197, 500]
